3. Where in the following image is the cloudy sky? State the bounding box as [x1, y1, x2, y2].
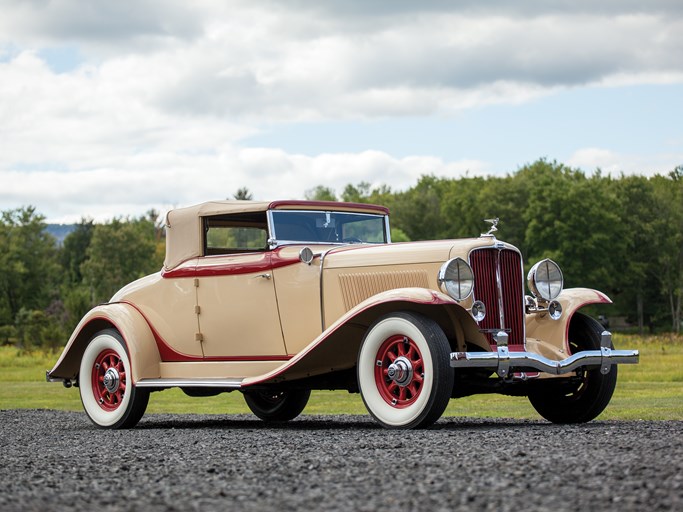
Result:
[1, 0, 682, 223]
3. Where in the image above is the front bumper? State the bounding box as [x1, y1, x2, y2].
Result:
[450, 331, 639, 378]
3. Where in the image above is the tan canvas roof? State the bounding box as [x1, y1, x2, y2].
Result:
[163, 200, 389, 270]
[164, 201, 270, 270]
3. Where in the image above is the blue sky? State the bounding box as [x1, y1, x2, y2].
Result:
[0, 1, 681, 222]
[246, 83, 683, 173]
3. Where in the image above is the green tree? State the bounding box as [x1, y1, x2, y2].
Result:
[81, 217, 161, 304]
[233, 187, 253, 200]
[60, 218, 94, 285]
[341, 182, 393, 206]
[0, 206, 58, 325]
[612, 175, 666, 333]
[305, 185, 337, 201]
[439, 176, 494, 240]
[522, 162, 625, 290]
[391, 176, 448, 240]
[653, 167, 683, 333]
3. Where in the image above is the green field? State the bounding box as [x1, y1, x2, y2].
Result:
[1, 333, 681, 421]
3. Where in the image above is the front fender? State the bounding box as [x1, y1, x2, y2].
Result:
[243, 287, 475, 386]
[525, 287, 611, 352]
[47, 303, 161, 384]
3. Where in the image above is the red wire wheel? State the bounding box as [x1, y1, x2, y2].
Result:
[91, 348, 127, 412]
[374, 335, 424, 408]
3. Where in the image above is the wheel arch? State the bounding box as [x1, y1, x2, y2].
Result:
[47, 303, 161, 384]
[244, 288, 479, 387]
[526, 287, 612, 353]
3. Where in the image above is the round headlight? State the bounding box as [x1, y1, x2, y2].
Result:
[527, 259, 563, 301]
[438, 257, 474, 301]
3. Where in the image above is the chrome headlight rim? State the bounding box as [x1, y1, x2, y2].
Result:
[527, 258, 564, 301]
[438, 257, 474, 302]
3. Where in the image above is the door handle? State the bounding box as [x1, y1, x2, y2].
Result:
[255, 273, 272, 280]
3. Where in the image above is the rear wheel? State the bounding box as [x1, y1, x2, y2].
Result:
[79, 329, 149, 429]
[357, 312, 453, 429]
[528, 313, 617, 423]
[243, 389, 311, 422]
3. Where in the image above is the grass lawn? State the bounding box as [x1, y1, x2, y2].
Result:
[1, 333, 681, 421]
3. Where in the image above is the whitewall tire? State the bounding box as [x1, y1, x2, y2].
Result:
[357, 312, 453, 429]
[79, 329, 149, 429]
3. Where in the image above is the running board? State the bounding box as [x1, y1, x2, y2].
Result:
[135, 378, 243, 389]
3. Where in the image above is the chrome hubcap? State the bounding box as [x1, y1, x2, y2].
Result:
[386, 356, 413, 387]
[103, 368, 120, 394]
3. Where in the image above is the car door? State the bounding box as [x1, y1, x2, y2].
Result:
[194, 214, 288, 359]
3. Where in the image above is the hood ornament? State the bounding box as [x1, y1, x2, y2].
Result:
[482, 218, 499, 236]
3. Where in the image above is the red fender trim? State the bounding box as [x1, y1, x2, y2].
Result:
[243, 288, 456, 387]
[119, 301, 293, 363]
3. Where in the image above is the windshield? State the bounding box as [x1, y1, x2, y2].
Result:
[270, 210, 387, 245]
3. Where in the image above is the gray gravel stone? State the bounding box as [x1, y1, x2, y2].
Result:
[1, 410, 681, 511]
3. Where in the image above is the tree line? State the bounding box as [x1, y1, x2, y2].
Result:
[1, 159, 681, 350]
[0, 209, 164, 350]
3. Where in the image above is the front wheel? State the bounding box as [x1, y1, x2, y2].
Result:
[79, 329, 149, 429]
[357, 312, 453, 429]
[528, 313, 617, 423]
[243, 389, 311, 422]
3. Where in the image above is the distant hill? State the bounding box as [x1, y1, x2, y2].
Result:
[46, 224, 77, 245]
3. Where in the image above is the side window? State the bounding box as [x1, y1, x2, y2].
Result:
[204, 212, 268, 255]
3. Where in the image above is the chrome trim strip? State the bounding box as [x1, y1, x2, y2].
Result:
[266, 210, 276, 249]
[494, 249, 506, 329]
[319, 247, 335, 331]
[136, 378, 243, 388]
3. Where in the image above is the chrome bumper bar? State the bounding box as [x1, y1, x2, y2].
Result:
[450, 331, 639, 378]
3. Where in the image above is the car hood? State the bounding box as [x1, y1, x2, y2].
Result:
[322, 237, 501, 269]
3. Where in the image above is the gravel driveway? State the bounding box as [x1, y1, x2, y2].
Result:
[1, 409, 681, 511]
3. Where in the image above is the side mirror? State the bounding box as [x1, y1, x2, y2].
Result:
[299, 247, 314, 265]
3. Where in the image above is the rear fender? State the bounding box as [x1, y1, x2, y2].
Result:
[525, 287, 611, 353]
[47, 303, 161, 384]
[243, 287, 480, 386]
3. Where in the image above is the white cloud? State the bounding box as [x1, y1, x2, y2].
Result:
[567, 148, 683, 176]
[2, 2, 682, 121]
[0, 149, 487, 223]
[0, 1, 681, 222]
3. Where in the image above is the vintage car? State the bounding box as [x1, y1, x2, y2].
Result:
[47, 200, 639, 429]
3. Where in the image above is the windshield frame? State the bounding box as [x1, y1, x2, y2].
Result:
[266, 209, 391, 248]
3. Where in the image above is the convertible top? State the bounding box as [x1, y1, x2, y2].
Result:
[163, 200, 389, 270]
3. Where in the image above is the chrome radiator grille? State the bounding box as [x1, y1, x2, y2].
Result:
[469, 248, 525, 350]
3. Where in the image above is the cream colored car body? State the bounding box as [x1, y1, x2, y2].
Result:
[48, 199, 640, 429]
[49, 200, 605, 386]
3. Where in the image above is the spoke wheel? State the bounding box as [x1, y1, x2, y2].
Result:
[79, 329, 149, 429]
[358, 312, 453, 429]
[528, 313, 617, 423]
[91, 349, 127, 411]
[244, 389, 311, 422]
[374, 335, 425, 408]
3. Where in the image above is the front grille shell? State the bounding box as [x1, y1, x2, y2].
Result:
[469, 247, 526, 351]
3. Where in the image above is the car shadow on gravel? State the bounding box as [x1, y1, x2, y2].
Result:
[130, 413, 556, 431]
